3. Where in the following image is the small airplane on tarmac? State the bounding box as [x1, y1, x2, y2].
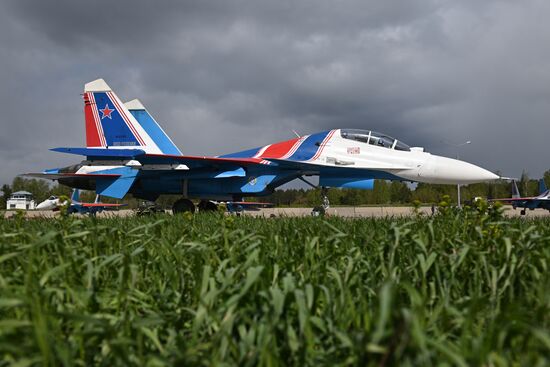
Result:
[490, 179, 550, 215]
[36, 189, 125, 215]
[24, 79, 499, 213]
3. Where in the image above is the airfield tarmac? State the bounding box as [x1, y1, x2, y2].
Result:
[4, 206, 549, 218]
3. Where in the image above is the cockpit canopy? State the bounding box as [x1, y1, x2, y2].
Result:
[340, 129, 410, 151]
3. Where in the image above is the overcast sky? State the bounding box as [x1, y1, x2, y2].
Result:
[1, 0, 549, 186]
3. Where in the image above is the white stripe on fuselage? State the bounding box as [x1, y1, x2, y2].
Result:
[253, 144, 271, 158]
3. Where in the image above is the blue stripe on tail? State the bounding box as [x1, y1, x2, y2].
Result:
[128, 108, 182, 155]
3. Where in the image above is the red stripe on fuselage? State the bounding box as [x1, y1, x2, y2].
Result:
[258, 137, 300, 159]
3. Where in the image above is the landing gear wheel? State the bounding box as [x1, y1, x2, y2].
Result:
[311, 205, 326, 216]
[520, 209, 526, 216]
[172, 199, 195, 214]
[198, 200, 218, 212]
[322, 191, 330, 212]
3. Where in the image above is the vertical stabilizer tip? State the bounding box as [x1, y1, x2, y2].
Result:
[125, 99, 146, 110]
[85, 79, 112, 92]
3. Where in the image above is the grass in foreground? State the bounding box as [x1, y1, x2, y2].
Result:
[0, 207, 549, 366]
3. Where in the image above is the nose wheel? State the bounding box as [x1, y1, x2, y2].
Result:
[312, 187, 330, 216]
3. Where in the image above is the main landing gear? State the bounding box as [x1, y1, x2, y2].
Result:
[172, 198, 195, 214]
[198, 200, 218, 212]
[172, 199, 219, 214]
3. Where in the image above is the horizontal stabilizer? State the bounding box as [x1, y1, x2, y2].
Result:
[80, 203, 126, 208]
[51, 147, 146, 158]
[21, 172, 121, 180]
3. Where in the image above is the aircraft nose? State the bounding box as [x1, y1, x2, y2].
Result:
[420, 156, 499, 184]
[36, 202, 49, 210]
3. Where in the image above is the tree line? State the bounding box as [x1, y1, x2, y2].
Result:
[2, 170, 549, 209]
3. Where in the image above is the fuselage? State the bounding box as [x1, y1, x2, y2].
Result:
[54, 129, 498, 201]
[26, 79, 499, 203]
[510, 191, 550, 211]
[221, 129, 498, 185]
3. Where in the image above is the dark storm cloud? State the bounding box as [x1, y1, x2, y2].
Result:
[1, 0, 549, 186]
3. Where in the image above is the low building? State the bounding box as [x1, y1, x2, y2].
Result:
[6, 191, 36, 210]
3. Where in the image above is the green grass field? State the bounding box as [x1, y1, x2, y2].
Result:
[1, 207, 549, 366]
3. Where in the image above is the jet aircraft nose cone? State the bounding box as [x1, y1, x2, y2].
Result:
[36, 200, 56, 210]
[36, 202, 48, 210]
[419, 156, 499, 184]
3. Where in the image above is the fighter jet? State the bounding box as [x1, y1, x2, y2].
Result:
[24, 79, 499, 213]
[491, 179, 550, 215]
[36, 195, 63, 210]
[36, 189, 125, 215]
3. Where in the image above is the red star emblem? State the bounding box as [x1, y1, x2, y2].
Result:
[100, 104, 114, 119]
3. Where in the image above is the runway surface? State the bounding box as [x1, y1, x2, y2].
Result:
[4, 206, 549, 218]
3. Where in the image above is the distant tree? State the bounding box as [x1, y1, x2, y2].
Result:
[50, 184, 72, 198]
[389, 181, 411, 204]
[340, 188, 364, 206]
[1, 184, 12, 209]
[369, 180, 390, 204]
[519, 170, 530, 196]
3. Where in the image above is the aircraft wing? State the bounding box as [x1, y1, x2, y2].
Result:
[50, 148, 270, 169]
[22, 173, 121, 180]
[22, 155, 266, 181]
[139, 154, 268, 168]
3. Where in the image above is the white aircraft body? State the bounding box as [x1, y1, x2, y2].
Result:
[24, 79, 499, 213]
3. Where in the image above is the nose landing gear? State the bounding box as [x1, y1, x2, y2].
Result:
[312, 187, 330, 216]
